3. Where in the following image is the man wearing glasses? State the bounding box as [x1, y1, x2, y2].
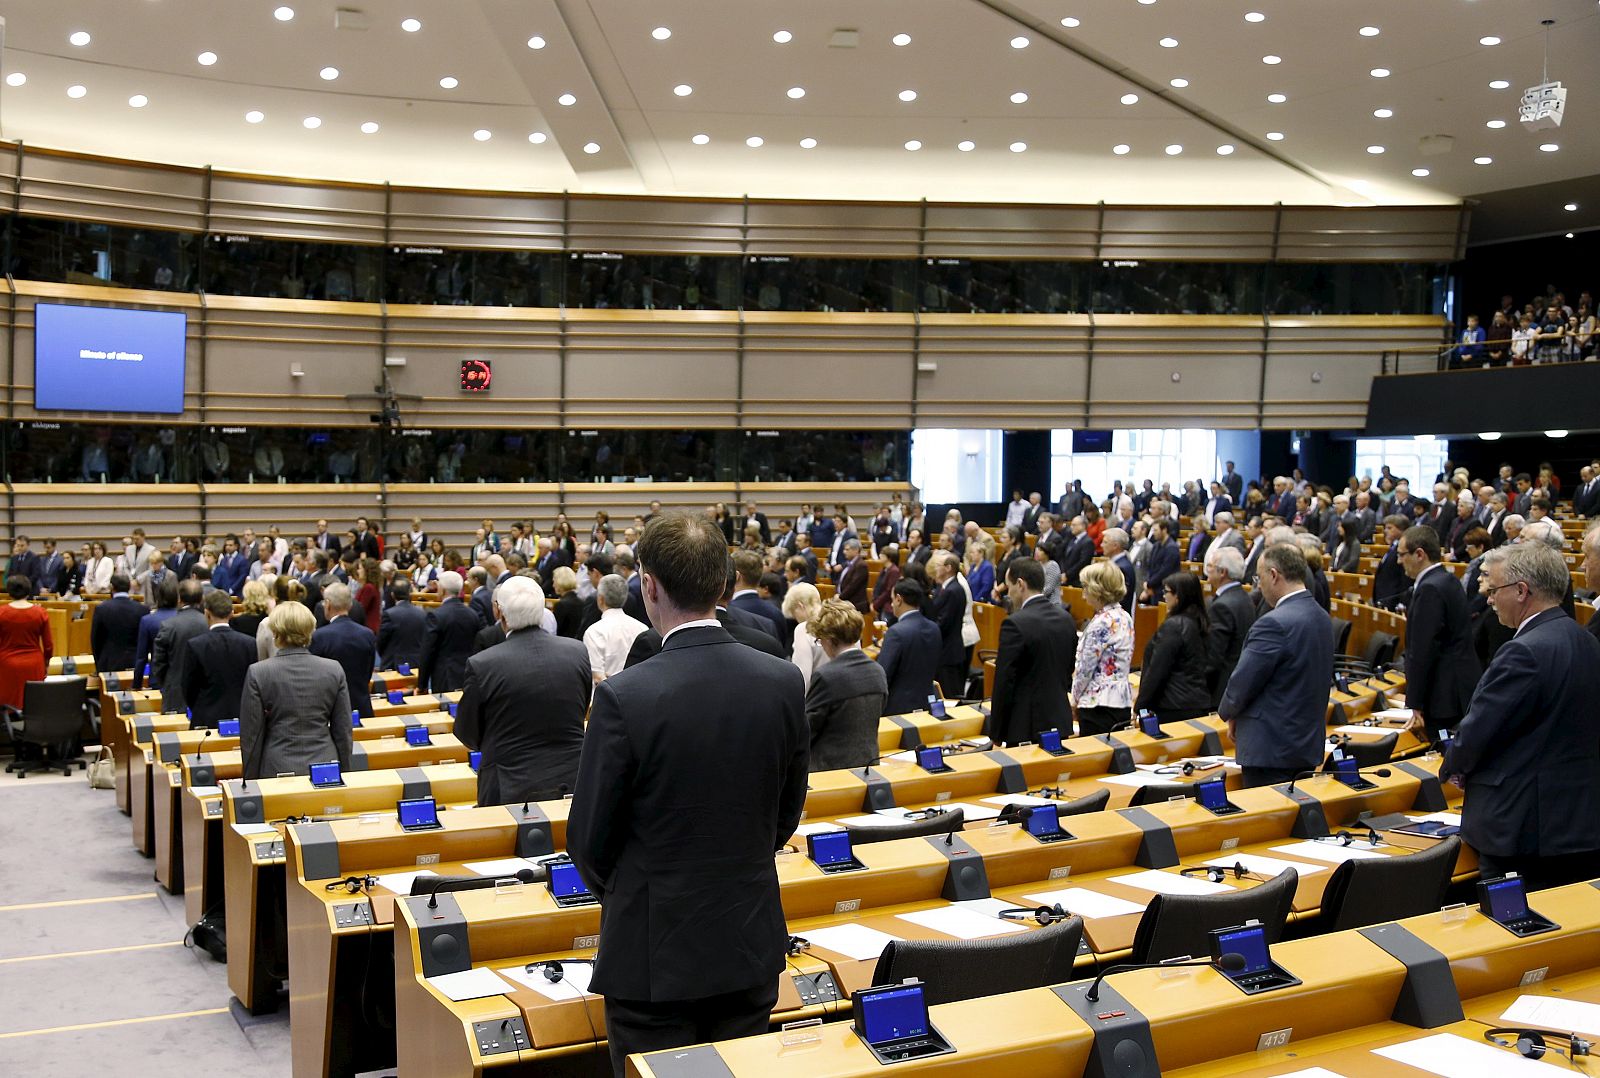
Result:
[1398, 526, 1481, 742]
[1444, 543, 1600, 890]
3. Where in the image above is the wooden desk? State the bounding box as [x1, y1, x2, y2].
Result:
[125, 712, 193, 851]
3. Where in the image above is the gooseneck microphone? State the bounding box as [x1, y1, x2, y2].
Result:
[194, 727, 211, 763]
[1084, 952, 1246, 1003]
[414, 868, 540, 908]
[1285, 766, 1392, 796]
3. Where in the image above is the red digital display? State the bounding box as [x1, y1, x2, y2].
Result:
[459, 359, 492, 392]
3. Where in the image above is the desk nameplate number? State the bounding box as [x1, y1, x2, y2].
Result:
[573, 934, 599, 950]
[935, 791, 951, 803]
[416, 853, 440, 865]
[1521, 967, 1549, 986]
[834, 899, 860, 914]
[1256, 1028, 1293, 1051]
[1049, 866, 1072, 881]
[1220, 837, 1240, 851]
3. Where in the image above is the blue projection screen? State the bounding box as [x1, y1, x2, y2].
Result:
[34, 303, 187, 414]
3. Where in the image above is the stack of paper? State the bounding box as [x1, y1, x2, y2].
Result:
[463, 857, 541, 878]
[799, 924, 903, 961]
[1499, 994, 1600, 1035]
[1107, 870, 1232, 896]
[1270, 840, 1386, 864]
[1373, 1031, 1554, 1075]
[1204, 853, 1326, 877]
[373, 869, 438, 894]
[896, 905, 1026, 940]
[427, 967, 510, 1002]
[1021, 887, 1148, 919]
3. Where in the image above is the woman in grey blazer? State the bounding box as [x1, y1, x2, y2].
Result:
[804, 598, 888, 772]
[240, 600, 353, 780]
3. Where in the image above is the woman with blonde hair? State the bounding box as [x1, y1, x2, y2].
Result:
[232, 579, 271, 639]
[781, 581, 825, 690]
[239, 600, 352, 780]
[258, 577, 307, 660]
[803, 598, 888, 771]
[1070, 560, 1134, 735]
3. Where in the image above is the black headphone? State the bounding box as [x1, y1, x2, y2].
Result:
[1028, 785, 1068, 800]
[904, 806, 949, 821]
[324, 875, 377, 894]
[999, 903, 1071, 925]
[1179, 863, 1261, 883]
[1483, 1027, 1592, 1061]
[1321, 828, 1381, 847]
[1156, 762, 1199, 776]
[531, 958, 598, 984]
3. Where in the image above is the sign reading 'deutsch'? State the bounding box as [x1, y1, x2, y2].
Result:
[34, 303, 187, 415]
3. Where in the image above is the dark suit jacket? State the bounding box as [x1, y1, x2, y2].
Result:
[623, 609, 785, 667]
[1222, 472, 1244, 503]
[1371, 544, 1412, 610]
[804, 648, 888, 771]
[419, 597, 479, 693]
[1146, 541, 1180, 592]
[351, 531, 381, 559]
[91, 594, 148, 673]
[1424, 503, 1456, 544]
[568, 625, 808, 1002]
[1331, 542, 1361, 575]
[377, 601, 429, 671]
[1112, 554, 1137, 615]
[730, 592, 788, 649]
[153, 607, 208, 714]
[835, 557, 870, 613]
[1404, 564, 1482, 721]
[1135, 611, 1211, 715]
[1206, 584, 1257, 708]
[1060, 534, 1096, 587]
[238, 647, 352, 780]
[876, 609, 942, 715]
[309, 615, 377, 718]
[9, 551, 42, 596]
[472, 623, 506, 655]
[456, 628, 591, 804]
[987, 595, 1078, 746]
[1019, 506, 1043, 536]
[928, 578, 967, 666]
[1445, 608, 1600, 858]
[180, 625, 258, 728]
[1218, 590, 1334, 770]
[469, 583, 496, 628]
[743, 512, 772, 545]
[553, 592, 587, 639]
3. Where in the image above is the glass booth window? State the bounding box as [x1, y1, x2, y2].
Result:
[384, 248, 565, 307]
[565, 430, 738, 483]
[566, 253, 741, 310]
[741, 431, 909, 483]
[9, 216, 197, 292]
[911, 429, 1005, 504]
[1267, 263, 1445, 316]
[918, 259, 1088, 314]
[1049, 428, 1219, 502]
[6, 421, 192, 483]
[194, 426, 377, 483]
[1092, 262, 1263, 315]
[205, 235, 382, 302]
[1354, 436, 1449, 489]
[742, 257, 917, 312]
[383, 429, 561, 483]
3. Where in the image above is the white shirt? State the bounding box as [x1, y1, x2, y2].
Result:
[584, 607, 649, 681]
[1413, 561, 1445, 588]
[1005, 499, 1028, 529]
[662, 617, 719, 643]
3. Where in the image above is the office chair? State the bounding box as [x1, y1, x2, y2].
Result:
[845, 807, 965, 846]
[872, 915, 1085, 1007]
[1128, 782, 1200, 808]
[4, 676, 91, 778]
[1302, 836, 1459, 935]
[995, 788, 1109, 825]
[1128, 867, 1298, 963]
[1329, 617, 1354, 656]
[1362, 631, 1399, 671]
[1338, 731, 1399, 768]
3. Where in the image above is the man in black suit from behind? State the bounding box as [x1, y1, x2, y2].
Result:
[875, 580, 942, 715]
[377, 579, 429, 671]
[1203, 546, 1256, 708]
[152, 580, 209, 715]
[729, 550, 788, 649]
[418, 570, 479, 693]
[568, 512, 808, 1074]
[179, 589, 258, 728]
[91, 573, 148, 673]
[1444, 542, 1600, 889]
[456, 576, 591, 805]
[1399, 526, 1482, 741]
[309, 582, 377, 719]
[621, 562, 784, 667]
[1584, 525, 1600, 650]
[987, 559, 1078, 746]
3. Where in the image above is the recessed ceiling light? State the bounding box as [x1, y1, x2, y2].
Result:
[1061, 17, 1080, 28]
[958, 140, 976, 151]
[1120, 93, 1139, 105]
[892, 33, 911, 46]
[69, 31, 91, 47]
[1566, 233, 1575, 240]
[1366, 144, 1385, 154]
[401, 18, 421, 33]
[1479, 36, 1500, 46]
[128, 94, 148, 108]
[1486, 119, 1506, 128]
[773, 30, 792, 44]
[673, 84, 693, 97]
[1009, 141, 1027, 152]
[1565, 202, 1579, 211]
[1165, 144, 1183, 155]
[361, 121, 380, 134]
[528, 131, 547, 144]
[1262, 55, 1281, 65]
[4, 73, 24, 87]
[1411, 168, 1430, 177]
[787, 86, 805, 99]
[1540, 143, 1559, 152]
[800, 137, 817, 149]
[1138, 0, 1156, 5]
[1217, 144, 1235, 155]
[245, 109, 264, 123]
[527, 36, 546, 49]
[1267, 92, 1287, 103]
[1010, 36, 1030, 49]
[1359, 26, 1380, 37]
[1113, 143, 1131, 154]
[1489, 79, 1509, 89]
[198, 51, 218, 66]
[557, 92, 576, 106]
[473, 129, 491, 141]
[651, 27, 672, 41]
[320, 66, 339, 80]
[1245, 12, 1265, 22]
[1010, 91, 1029, 104]
[1474, 156, 1492, 164]
[440, 76, 460, 89]
[1159, 37, 1179, 48]
[274, 7, 295, 22]
[66, 84, 87, 99]
[691, 133, 709, 145]
[904, 140, 922, 151]
[1478, 431, 1502, 441]
[1370, 68, 1390, 78]
[1266, 131, 1285, 140]
[898, 89, 917, 102]
[1170, 77, 1189, 87]
[1374, 108, 1393, 118]
[746, 135, 764, 147]
[583, 142, 600, 154]
[303, 116, 321, 129]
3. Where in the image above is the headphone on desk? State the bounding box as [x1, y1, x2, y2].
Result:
[531, 958, 598, 984]
[324, 875, 377, 894]
[904, 806, 949, 821]
[1320, 828, 1382, 847]
[999, 903, 1072, 926]
[1179, 864, 1263, 884]
[1155, 762, 1200, 776]
[1483, 1027, 1592, 1061]
[1028, 786, 1068, 800]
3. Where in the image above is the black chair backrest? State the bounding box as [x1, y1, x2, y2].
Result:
[1340, 732, 1398, 768]
[1129, 782, 1199, 808]
[1362, 631, 1398, 669]
[19, 677, 88, 745]
[1318, 836, 1460, 933]
[1057, 788, 1111, 817]
[872, 915, 1085, 1007]
[1129, 867, 1298, 964]
[1330, 617, 1354, 655]
[846, 807, 965, 846]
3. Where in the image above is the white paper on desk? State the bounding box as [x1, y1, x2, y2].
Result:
[1108, 869, 1233, 896]
[953, 897, 1023, 919]
[1098, 771, 1181, 788]
[981, 793, 1058, 807]
[884, 750, 917, 763]
[1410, 812, 1463, 826]
[1373, 708, 1414, 723]
[1333, 725, 1401, 737]
[1205, 852, 1327, 877]
[1271, 840, 1387, 864]
[1022, 887, 1148, 919]
[427, 967, 510, 1002]
[897, 905, 1027, 940]
[798, 924, 903, 961]
[876, 802, 1001, 822]
[837, 814, 903, 828]
[498, 961, 596, 1001]
[230, 823, 279, 837]
[792, 821, 844, 836]
[1274, 1070, 1353, 1078]
[463, 857, 541, 878]
[1373, 1031, 1553, 1076]
[189, 785, 222, 797]
[1500, 994, 1600, 1036]
[373, 869, 437, 894]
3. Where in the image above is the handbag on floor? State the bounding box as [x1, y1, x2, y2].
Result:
[87, 746, 114, 789]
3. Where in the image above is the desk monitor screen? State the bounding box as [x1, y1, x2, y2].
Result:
[927, 694, 946, 719]
[1482, 875, 1528, 922]
[1331, 754, 1364, 787]
[308, 761, 343, 788]
[404, 726, 432, 747]
[469, 751, 482, 772]
[1212, 923, 1272, 975]
[218, 719, 241, 737]
[546, 861, 589, 901]
[386, 689, 405, 705]
[1196, 777, 1229, 811]
[351, 709, 362, 728]
[1138, 711, 1165, 738]
[1024, 805, 1062, 840]
[807, 830, 856, 869]
[1039, 729, 1063, 754]
[916, 746, 948, 772]
[857, 983, 930, 1045]
[397, 797, 439, 830]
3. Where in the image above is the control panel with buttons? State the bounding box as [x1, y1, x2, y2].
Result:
[791, 971, 842, 1006]
[333, 903, 374, 928]
[253, 839, 285, 860]
[473, 1017, 529, 1057]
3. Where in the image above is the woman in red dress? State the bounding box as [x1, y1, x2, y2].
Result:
[353, 558, 382, 634]
[0, 576, 53, 709]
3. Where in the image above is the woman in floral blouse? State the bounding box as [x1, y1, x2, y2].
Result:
[1071, 560, 1135, 735]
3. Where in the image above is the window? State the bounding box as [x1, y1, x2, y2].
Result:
[911, 429, 1004, 503]
[1354, 436, 1448, 488]
[1049, 428, 1218, 502]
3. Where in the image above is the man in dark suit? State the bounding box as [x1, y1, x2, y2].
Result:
[418, 571, 478, 693]
[35, 539, 64, 594]
[91, 574, 148, 673]
[927, 552, 969, 698]
[833, 538, 870, 613]
[311, 518, 341, 556]
[1422, 482, 1456, 543]
[1203, 482, 1232, 525]
[568, 512, 808, 1073]
[903, 530, 933, 578]
[1057, 481, 1085, 521]
[772, 519, 799, 557]
[1219, 544, 1334, 788]
[180, 589, 258, 728]
[1575, 466, 1600, 518]
[987, 559, 1077, 746]
[1352, 491, 1379, 543]
[1203, 546, 1256, 708]
[377, 579, 429, 671]
[533, 538, 568, 592]
[309, 583, 378, 719]
[1371, 515, 1414, 610]
[1019, 492, 1044, 538]
[1059, 516, 1096, 588]
[1143, 520, 1180, 603]
[350, 517, 382, 560]
[741, 501, 772, 546]
[457, 577, 591, 804]
[1445, 542, 1600, 890]
[876, 580, 942, 715]
[730, 551, 788, 647]
[1035, 514, 1065, 568]
[1221, 462, 1244, 505]
[1510, 473, 1534, 518]
[8, 536, 41, 597]
[1399, 526, 1482, 741]
[825, 513, 852, 578]
[468, 558, 506, 628]
[622, 603, 785, 667]
[166, 536, 196, 582]
[152, 580, 208, 715]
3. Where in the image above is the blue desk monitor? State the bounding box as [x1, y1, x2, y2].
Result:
[1038, 729, 1065, 754]
[308, 761, 343, 788]
[852, 983, 954, 1063]
[916, 746, 950, 773]
[397, 797, 440, 831]
[469, 751, 482, 772]
[405, 726, 432, 747]
[218, 719, 241, 737]
[927, 695, 946, 719]
[546, 861, 595, 906]
[1024, 805, 1071, 843]
[806, 830, 862, 872]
